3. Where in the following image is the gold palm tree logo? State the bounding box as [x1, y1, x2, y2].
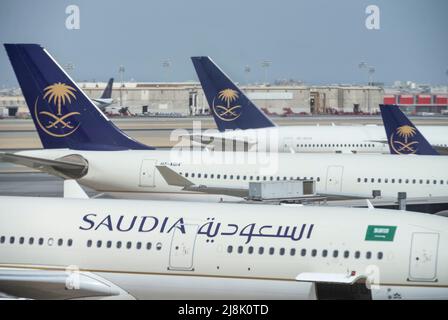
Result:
[396, 125, 416, 143]
[218, 89, 239, 107]
[43, 82, 77, 115]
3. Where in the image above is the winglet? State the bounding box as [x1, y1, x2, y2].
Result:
[379, 104, 439, 155]
[64, 179, 89, 199]
[156, 165, 194, 187]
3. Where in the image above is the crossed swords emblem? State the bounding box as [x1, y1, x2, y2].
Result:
[214, 104, 242, 118]
[39, 111, 80, 129]
[213, 88, 242, 121]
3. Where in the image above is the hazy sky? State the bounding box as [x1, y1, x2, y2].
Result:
[1, 0, 447, 87]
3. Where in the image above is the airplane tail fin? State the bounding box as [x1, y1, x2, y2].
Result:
[379, 104, 438, 155]
[191, 56, 275, 132]
[100, 78, 114, 99]
[4, 44, 152, 150]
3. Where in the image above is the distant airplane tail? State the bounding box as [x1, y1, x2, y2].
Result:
[100, 77, 114, 99]
[379, 104, 438, 155]
[191, 56, 275, 132]
[4, 44, 153, 150]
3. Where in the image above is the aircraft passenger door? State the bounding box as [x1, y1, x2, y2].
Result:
[139, 159, 157, 187]
[409, 232, 439, 282]
[325, 166, 344, 193]
[169, 224, 198, 271]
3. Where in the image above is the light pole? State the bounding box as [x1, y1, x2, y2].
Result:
[359, 62, 376, 113]
[119, 65, 125, 106]
[244, 65, 251, 85]
[162, 60, 171, 82]
[261, 60, 271, 85]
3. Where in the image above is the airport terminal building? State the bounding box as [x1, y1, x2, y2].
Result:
[1, 82, 447, 117]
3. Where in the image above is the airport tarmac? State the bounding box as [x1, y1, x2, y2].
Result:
[1, 115, 448, 149]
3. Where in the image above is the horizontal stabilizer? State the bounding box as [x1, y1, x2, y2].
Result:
[0, 152, 88, 179]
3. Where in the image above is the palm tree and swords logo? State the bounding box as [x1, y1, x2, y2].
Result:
[389, 125, 419, 154]
[212, 88, 242, 121]
[34, 82, 81, 137]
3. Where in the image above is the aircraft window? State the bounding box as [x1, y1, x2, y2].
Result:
[277, 177, 280, 181]
[370, 178, 374, 183]
[38, 238, 44, 245]
[126, 241, 132, 249]
[48, 238, 54, 246]
[19, 237, 24, 244]
[198, 173, 201, 178]
[364, 178, 368, 183]
[355, 251, 360, 259]
[185, 173, 189, 178]
[412, 179, 416, 184]
[333, 250, 338, 258]
[243, 176, 247, 180]
[116, 241, 122, 249]
[237, 175, 240, 180]
[105, 241, 112, 248]
[290, 248, 296, 256]
[263, 177, 267, 181]
[0, 236, 4, 244]
[259, 247, 264, 255]
[210, 174, 214, 179]
[398, 179, 402, 184]
[269, 247, 275, 255]
[248, 246, 254, 254]
[191, 173, 195, 178]
[204, 174, 208, 178]
[283, 177, 287, 181]
[270, 176, 274, 181]
[433, 180, 437, 185]
[344, 250, 349, 258]
[58, 239, 63, 246]
[378, 179, 381, 183]
[385, 178, 388, 183]
[317, 177, 320, 182]
[230, 175, 234, 180]
[249, 176, 253, 180]
[223, 175, 227, 179]
[391, 179, 395, 183]
[227, 245, 233, 253]
[87, 240, 92, 248]
[237, 246, 243, 254]
[156, 242, 162, 251]
[217, 174, 221, 179]
[301, 249, 306, 257]
[146, 242, 152, 250]
[9, 236, 15, 244]
[311, 249, 317, 257]
[68, 239, 73, 247]
[29, 238, 34, 245]
[97, 240, 102, 248]
[279, 248, 285, 256]
[426, 180, 430, 184]
[136, 242, 142, 250]
[256, 176, 260, 181]
[441, 180, 444, 185]
[322, 249, 328, 257]
[377, 252, 383, 260]
[366, 251, 372, 259]
[405, 179, 409, 184]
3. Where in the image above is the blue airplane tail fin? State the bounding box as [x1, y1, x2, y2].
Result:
[191, 56, 275, 132]
[379, 104, 438, 155]
[4, 44, 152, 150]
[100, 77, 114, 99]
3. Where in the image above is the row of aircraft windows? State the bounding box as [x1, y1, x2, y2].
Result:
[227, 245, 384, 260]
[296, 143, 377, 148]
[86, 239, 163, 251]
[357, 177, 446, 185]
[181, 172, 321, 182]
[0, 236, 73, 247]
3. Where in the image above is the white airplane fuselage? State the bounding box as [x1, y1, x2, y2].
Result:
[18, 148, 448, 199]
[0, 196, 447, 299]
[203, 125, 448, 153]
